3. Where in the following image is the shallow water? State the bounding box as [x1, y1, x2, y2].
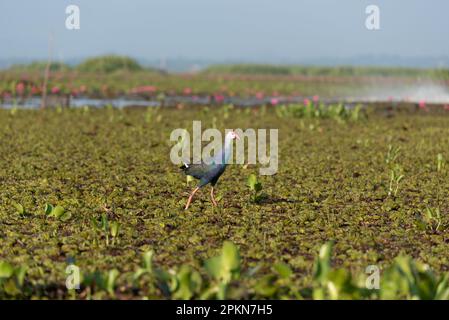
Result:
[1, 94, 448, 109]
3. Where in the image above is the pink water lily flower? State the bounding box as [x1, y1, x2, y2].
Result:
[31, 86, 40, 95]
[16, 82, 25, 95]
[312, 95, 319, 103]
[214, 94, 225, 103]
[304, 98, 311, 106]
[130, 86, 156, 94]
[51, 86, 60, 94]
[270, 98, 279, 105]
[418, 100, 426, 109]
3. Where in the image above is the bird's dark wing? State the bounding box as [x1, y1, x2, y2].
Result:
[180, 162, 215, 180]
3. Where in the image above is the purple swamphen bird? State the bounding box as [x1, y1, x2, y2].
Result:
[180, 130, 240, 210]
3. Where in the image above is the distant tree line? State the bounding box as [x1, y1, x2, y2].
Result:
[8, 55, 154, 74]
[203, 63, 449, 79]
[5, 56, 449, 80]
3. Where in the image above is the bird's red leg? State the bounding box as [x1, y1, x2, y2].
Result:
[210, 187, 217, 206]
[185, 187, 200, 210]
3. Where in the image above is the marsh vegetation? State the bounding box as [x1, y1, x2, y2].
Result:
[0, 104, 448, 299]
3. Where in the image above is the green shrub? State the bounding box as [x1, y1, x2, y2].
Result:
[77, 55, 143, 73]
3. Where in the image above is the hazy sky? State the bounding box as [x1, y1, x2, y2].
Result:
[1, 0, 449, 62]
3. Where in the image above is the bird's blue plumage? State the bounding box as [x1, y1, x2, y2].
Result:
[180, 133, 234, 187]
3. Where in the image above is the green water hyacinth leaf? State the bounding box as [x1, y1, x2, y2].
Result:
[204, 256, 222, 280]
[44, 203, 53, 215]
[0, 262, 14, 278]
[14, 265, 27, 287]
[172, 265, 202, 300]
[12, 202, 27, 216]
[202, 242, 241, 299]
[3, 279, 21, 296]
[60, 212, 72, 221]
[45, 204, 71, 221]
[52, 205, 65, 218]
[273, 263, 293, 279]
[186, 175, 194, 184]
[205, 241, 241, 283]
[247, 174, 258, 191]
[313, 241, 333, 283]
[101, 213, 108, 230]
[142, 251, 154, 271]
[435, 275, 449, 300]
[323, 268, 354, 300]
[133, 250, 154, 281]
[54, 206, 64, 217]
[380, 255, 449, 300]
[254, 274, 278, 297]
[0, 262, 28, 297]
[419, 207, 442, 232]
[247, 174, 263, 202]
[221, 241, 241, 279]
[153, 268, 174, 297]
[110, 221, 120, 238]
[82, 269, 120, 296]
[106, 269, 119, 295]
[436, 153, 444, 172]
